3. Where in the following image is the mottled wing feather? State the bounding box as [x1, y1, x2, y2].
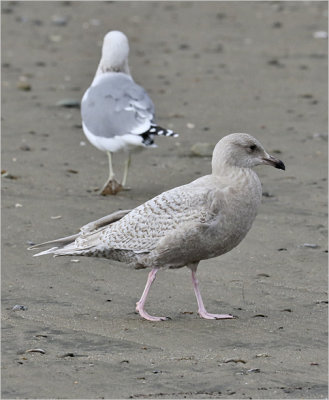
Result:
[81, 73, 155, 138]
[99, 183, 217, 252]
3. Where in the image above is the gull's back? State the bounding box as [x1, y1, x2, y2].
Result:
[81, 73, 154, 140]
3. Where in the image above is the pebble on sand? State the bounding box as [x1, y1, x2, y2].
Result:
[56, 99, 80, 108]
[12, 305, 28, 311]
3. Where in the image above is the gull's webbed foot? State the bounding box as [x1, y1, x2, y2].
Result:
[100, 179, 123, 195]
[198, 310, 235, 320]
[136, 302, 168, 322]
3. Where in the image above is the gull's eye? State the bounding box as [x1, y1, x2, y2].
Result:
[249, 144, 257, 151]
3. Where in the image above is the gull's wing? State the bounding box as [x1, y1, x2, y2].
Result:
[81, 72, 155, 138]
[101, 179, 224, 254]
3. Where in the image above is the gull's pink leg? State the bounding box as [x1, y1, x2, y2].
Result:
[136, 268, 168, 321]
[191, 269, 234, 320]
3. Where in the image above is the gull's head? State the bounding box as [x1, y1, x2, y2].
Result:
[99, 31, 130, 74]
[212, 133, 285, 174]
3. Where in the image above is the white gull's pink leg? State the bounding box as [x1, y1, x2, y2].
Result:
[136, 268, 168, 321]
[191, 269, 234, 320]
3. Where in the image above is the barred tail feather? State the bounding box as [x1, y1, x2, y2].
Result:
[140, 124, 179, 146]
[149, 124, 179, 137]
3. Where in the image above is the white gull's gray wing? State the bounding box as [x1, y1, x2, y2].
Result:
[81, 72, 155, 139]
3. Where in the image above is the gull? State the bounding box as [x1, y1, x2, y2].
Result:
[81, 31, 178, 195]
[29, 133, 285, 321]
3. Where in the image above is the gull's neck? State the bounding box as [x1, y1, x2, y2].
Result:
[93, 58, 130, 80]
[212, 163, 261, 188]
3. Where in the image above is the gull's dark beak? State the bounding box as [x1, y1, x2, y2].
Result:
[262, 155, 285, 170]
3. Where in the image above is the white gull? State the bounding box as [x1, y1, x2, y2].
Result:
[29, 133, 285, 321]
[81, 31, 178, 195]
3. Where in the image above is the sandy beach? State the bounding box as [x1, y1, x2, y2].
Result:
[2, 2, 328, 399]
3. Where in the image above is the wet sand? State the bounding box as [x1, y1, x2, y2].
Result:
[2, 2, 328, 399]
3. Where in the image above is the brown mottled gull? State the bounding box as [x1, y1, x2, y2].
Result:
[29, 133, 285, 321]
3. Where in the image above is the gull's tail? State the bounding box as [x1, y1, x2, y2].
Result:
[148, 124, 179, 138]
[140, 124, 178, 146]
[28, 209, 131, 257]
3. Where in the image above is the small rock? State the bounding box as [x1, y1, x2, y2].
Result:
[12, 305, 28, 311]
[168, 112, 185, 118]
[300, 93, 313, 99]
[255, 353, 270, 358]
[262, 192, 274, 198]
[224, 358, 247, 364]
[26, 348, 46, 354]
[3, 173, 19, 180]
[272, 21, 282, 28]
[247, 368, 260, 373]
[190, 142, 214, 157]
[35, 61, 46, 67]
[313, 31, 328, 39]
[51, 15, 68, 26]
[59, 352, 75, 358]
[20, 144, 31, 151]
[186, 122, 195, 129]
[17, 81, 31, 91]
[312, 133, 328, 141]
[267, 59, 284, 67]
[56, 99, 80, 108]
[15, 203, 23, 208]
[299, 243, 319, 249]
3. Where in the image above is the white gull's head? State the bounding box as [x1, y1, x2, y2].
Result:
[98, 31, 130, 75]
[212, 133, 285, 174]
